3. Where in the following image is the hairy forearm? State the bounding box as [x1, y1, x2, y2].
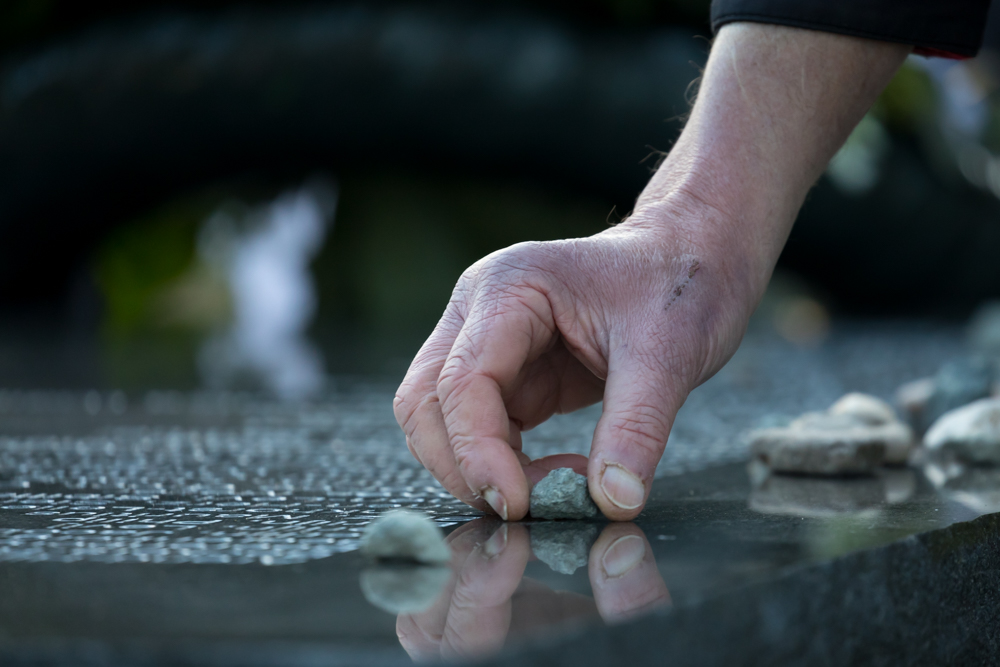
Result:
[634, 23, 910, 294]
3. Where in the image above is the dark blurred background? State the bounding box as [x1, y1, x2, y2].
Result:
[3, 0, 1000, 393]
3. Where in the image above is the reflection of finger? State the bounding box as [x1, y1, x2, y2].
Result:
[394, 308, 487, 512]
[503, 343, 604, 430]
[440, 523, 533, 660]
[508, 578, 599, 635]
[396, 519, 497, 661]
[589, 523, 671, 624]
[439, 292, 557, 521]
[397, 605, 447, 662]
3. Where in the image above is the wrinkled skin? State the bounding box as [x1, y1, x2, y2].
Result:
[394, 201, 756, 521]
[393, 24, 910, 520]
[395, 519, 670, 662]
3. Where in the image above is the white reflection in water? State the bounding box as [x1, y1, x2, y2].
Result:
[198, 181, 336, 399]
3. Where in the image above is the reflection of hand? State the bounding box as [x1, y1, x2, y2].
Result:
[589, 523, 671, 624]
[396, 520, 532, 662]
[395, 519, 670, 662]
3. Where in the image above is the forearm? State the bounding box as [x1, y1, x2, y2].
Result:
[633, 23, 910, 296]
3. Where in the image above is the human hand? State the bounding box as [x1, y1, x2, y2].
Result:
[394, 23, 908, 521]
[393, 203, 758, 520]
[394, 519, 669, 661]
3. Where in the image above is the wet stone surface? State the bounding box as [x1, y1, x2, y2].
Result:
[0, 326, 983, 665]
[0, 325, 954, 565]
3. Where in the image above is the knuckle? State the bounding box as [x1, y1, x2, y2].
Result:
[436, 355, 472, 401]
[469, 241, 555, 291]
[392, 386, 438, 436]
[392, 387, 416, 430]
[449, 433, 479, 468]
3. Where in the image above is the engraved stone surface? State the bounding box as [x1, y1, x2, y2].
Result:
[530, 468, 599, 520]
[0, 324, 989, 665]
[0, 327, 965, 567]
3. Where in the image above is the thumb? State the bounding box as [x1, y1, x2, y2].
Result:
[587, 347, 684, 520]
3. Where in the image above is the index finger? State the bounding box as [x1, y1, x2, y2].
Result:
[394, 306, 488, 512]
[437, 288, 557, 521]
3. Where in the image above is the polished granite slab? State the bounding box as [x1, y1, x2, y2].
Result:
[0, 325, 995, 665]
[0, 462, 995, 666]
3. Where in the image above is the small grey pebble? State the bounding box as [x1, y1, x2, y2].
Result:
[361, 510, 451, 564]
[530, 468, 600, 520]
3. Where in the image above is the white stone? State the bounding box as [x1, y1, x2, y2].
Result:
[749, 411, 913, 474]
[924, 397, 1000, 464]
[361, 510, 451, 564]
[829, 392, 897, 425]
[896, 377, 935, 430]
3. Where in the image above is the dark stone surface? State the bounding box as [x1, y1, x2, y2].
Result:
[482, 511, 1000, 667]
[0, 326, 990, 665]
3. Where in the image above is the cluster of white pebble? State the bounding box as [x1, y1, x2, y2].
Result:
[748, 393, 913, 476]
[749, 356, 1000, 478]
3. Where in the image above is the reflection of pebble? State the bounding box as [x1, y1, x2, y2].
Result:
[529, 523, 599, 575]
[361, 510, 451, 564]
[924, 397, 1000, 464]
[924, 465, 1000, 514]
[530, 468, 599, 520]
[360, 565, 451, 614]
[749, 473, 885, 517]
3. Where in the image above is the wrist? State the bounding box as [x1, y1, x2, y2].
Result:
[623, 154, 791, 307]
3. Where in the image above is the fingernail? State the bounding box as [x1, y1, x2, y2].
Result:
[481, 486, 508, 521]
[600, 464, 645, 510]
[483, 524, 508, 558]
[601, 535, 645, 578]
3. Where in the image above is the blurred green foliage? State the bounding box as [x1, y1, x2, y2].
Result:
[871, 62, 937, 134]
[91, 172, 612, 352]
[92, 197, 208, 336]
[315, 173, 612, 334]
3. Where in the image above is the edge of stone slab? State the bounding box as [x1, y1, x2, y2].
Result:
[0, 639, 409, 667]
[468, 510, 1000, 667]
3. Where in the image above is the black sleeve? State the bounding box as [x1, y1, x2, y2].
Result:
[711, 0, 992, 58]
